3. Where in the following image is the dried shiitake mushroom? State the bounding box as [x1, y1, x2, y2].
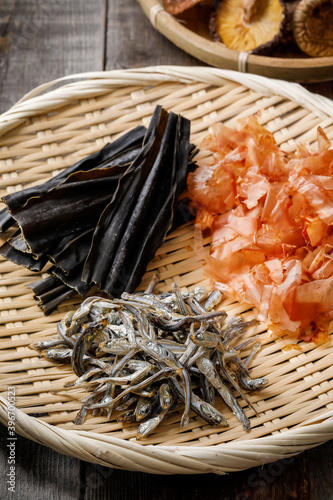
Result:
[162, 0, 203, 14]
[210, 0, 288, 54]
[293, 0, 333, 57]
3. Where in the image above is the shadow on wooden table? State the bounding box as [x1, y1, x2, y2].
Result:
[2, 421, 333, 500]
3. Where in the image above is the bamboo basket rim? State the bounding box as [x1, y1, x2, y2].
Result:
[1, 396, 333, 475]
[136, 0, 333, 83]
[1, 66, 333, 474]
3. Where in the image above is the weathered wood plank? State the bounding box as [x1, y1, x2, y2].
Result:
[105, 0, 200, 69]
[0, 0, 106, 114]
[82, 440, 333, 499]
[0, 422, 82, 499]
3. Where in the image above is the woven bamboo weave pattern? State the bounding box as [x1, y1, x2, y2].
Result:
[1, 67, 333, 474]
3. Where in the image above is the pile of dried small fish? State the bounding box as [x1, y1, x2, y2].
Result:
[0, 106, 196, 314]
[30, 277, 268, 438]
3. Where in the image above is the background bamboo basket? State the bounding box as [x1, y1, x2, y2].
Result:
[137, 0, 333, 83]
[1, 67, 333, 475]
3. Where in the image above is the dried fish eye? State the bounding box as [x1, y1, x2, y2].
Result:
[138, 405, 149, 415]
[196, 333, 204, 340]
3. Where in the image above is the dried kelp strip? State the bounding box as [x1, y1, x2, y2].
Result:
[82, 109, 192, 298]
[0, 106, 196, 313]
[95, 144, 144, 171]
[10, 165, 134, 254]
[29, 276, 76, 315]
[0, 240, 48, 272]
[2, 126, 147, 214]
[50, 265, 91, 297]
[39, 290, 76, 316]
[168, 197, 194, 231]
[7, 232, 31, 253]
[28, 275, 59, 297]
[0, 126, 146, 235]
[122, 191, 176, 294]
[109, 115, 191, 296]
[29, 260, 93, 311]
[82, 106, 171, 288]
[0, 208, 14, 233]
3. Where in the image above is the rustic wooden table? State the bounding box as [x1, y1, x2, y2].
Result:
[1, 1, 333, 499]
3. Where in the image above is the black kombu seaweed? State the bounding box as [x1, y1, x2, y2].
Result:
[0, 106, 196, 314]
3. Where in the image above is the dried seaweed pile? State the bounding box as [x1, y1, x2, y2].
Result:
[31, 279, 268, 438]
[0, 106, 195, 314]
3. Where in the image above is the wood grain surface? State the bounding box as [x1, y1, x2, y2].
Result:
[1, 1, 333, 498]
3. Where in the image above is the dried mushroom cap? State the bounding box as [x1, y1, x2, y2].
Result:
[293, 0, 333, 57]
[210, 0, 286, 53]
[162, 0, 202, 15]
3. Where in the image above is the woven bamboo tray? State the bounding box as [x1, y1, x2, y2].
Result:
[137, 0, 333, 83]
[1, 66, 333, 475]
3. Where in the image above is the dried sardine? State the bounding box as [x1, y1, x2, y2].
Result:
[31, 280, 267, 438]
